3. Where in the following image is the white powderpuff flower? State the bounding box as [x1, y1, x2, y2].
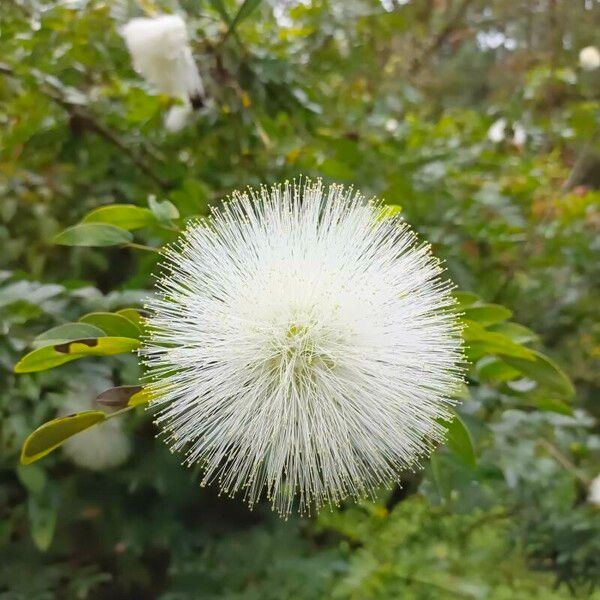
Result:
[579, 46, 600, 71]
[164, 102, 193, 133]
[488, 118, 526, 147]
[487, 118, 507, 143]
[589, 475, 600, 506]
[385, 118, 399, 132]
[141, 180, 464, 516]
[121, 15, 204, 102]
[512, 122, 526, 147]
[59, 396, 131, 471]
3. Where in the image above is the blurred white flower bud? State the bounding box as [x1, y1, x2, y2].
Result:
[121, 14, 205, 130]
[385, 118, 399, 132]
[487, 118, 507, 143]
[579, 46, 600, 71]
[589, 475, 600, 506]
[58, 389, 131, 471]
[165, 103, 193, 133]
[488, 118, 526, 147]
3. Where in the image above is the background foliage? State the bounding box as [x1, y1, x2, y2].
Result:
[1, 0, 599, 598]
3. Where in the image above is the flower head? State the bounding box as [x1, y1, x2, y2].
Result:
[121, 15, 204, 103]
[142, 180, 463, 515]
[579, 46, 600, 71]
[589, 475, 600, 506]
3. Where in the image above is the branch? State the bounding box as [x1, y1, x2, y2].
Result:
[409, 0, 475, 76]
[0, 64, 170, 190]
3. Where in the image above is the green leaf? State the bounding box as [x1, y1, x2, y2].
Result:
[488, 321, 539, 344]
[82, 204, 157, 231]
[116, 308, 146, 328]
[14, 337, 140, 373]
[20, 411, 107, 465]
[462, 304, 512, 326]
[207, 0, 231, 24]
[128, 386, 155, 407]
[28, 493, 58, 551]
[453, 291, 480, 306]
[53, 223, 133, 247]
[463, 320, 535, 360]
[228, 0, 262, 34]
[532, 398, 573, 415]
[32, 323, 106, 348]
[16, 464, 47, 494]
[476, 356, 521, 382]
[438, 411, 476, 469]
[79, 312, 141, 339]
[429, 453, 451, 502]
[148, 197, 179, 224]
[501, 350, 575, 399]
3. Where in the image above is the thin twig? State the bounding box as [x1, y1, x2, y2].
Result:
[538, 438, 589, 486]
[409, 0, 475, 76]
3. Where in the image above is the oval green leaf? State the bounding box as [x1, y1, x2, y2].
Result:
[148, 197, 179, 223]
[82, 204, 157, 231]
[438, 411, 476, 469]
[79, 312, 141, 339]
[501, 350, 575, 399]
[32, 323, 106, 348]
[53, 223, 133, 247]
[28, 494, 58, 551]
[488, 321, 539, 344]
[14, 337, 140, 373]
[462, 304, 513, 326]
[463, 320, 535, 360]
[20, 411, 107, 465]
[453, 291, 480, 307]
[476, 356, 521, 382]
[116, 308, 146, 328]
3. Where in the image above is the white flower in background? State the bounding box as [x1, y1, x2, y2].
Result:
[141, 180, 463, 516]
[59, 392, 131, 472]
[512, 122, 526, 146]
[487, 118, 526, 147]
[385, 118, 399, 132]
[579, 46, 600, 71]
[164, 103, 193, 133]
[488, 118, 507, 143]
[589, 475, 600, 506]
[121, 15, 204, 130]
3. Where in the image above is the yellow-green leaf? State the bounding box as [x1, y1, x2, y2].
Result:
[32, 323, 106, 348]
[82, 204, 157, 231]
[96, 385, 143, 408]
[20, 411, 107, 465]
[128, 386, 155, 406]
[116, 308, 146, 328]
[79, 312, 141, 339]
[14, 337, 140, 373]
[53, 223, 133, 246]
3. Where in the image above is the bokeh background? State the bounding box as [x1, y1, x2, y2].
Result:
[1, 0, 599, 598]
